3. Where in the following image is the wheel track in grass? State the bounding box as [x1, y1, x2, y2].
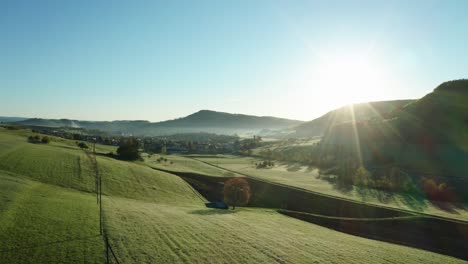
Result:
[196, 209, 289, 263]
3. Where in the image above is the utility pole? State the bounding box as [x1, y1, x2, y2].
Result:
[105, 235, 109, 264]
[93, 137, 96, 154]
[99, 172, 102, 235]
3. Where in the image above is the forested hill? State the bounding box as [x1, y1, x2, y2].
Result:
[292, 100, 414, 138]
[322, 79, 468, 179]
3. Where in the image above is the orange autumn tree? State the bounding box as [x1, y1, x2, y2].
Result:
[223, 178, 251, 210]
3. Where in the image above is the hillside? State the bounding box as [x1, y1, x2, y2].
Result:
[292, 100, 414, 138]
[16, 110, 302, 136]
[320, 80, 468, 200]
[323, 80, 468, 163]
[0, 127, 464, 263]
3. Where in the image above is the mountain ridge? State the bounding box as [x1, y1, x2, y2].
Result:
[14, 110, 303, 136]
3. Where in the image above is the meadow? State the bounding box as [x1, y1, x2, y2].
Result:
[0, 171, 103, 263]
[143, 153, 242, 177]
[0, 127, 465, 263]
[190, 155, 468, 221]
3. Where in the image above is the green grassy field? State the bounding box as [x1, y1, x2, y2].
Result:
[0, 171, 103, 263]
[143, 154, 242, 177]
[103, 197, 462, 264]
[0, 127, 465, 263]
[191, 155, 468, 221]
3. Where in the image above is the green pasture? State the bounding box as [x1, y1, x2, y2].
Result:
[0, 128, 464, 263]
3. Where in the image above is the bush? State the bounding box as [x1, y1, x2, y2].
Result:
[28, 135, 48, 144]
[77, 142, 89, 149]
[256, 160, 274, 169]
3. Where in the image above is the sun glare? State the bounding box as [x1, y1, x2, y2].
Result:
[313, 52, 386, 106]
[287, 51, 394, 118]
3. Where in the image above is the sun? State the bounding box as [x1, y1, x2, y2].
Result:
[288, 49, 391, 110]
[283, 50, 393, 119]
[312, 52, 387, 106]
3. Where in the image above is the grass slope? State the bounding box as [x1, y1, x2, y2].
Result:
[103, 197, 462, 264]
[143, 154, 243, 177]
[0, 128, 465, 263]
[191, 155, 468, 221]
[0, 172, 103, 263]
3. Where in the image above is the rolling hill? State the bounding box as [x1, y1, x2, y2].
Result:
[0, 127, 464, 263]
[291, 100, 414, 138]
[323, 80, 468, 159]
[321, 80, 468, 199]
[15, 110, 302, 136]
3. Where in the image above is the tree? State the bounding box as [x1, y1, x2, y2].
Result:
[223, 178, 251, 210]
[117, 137, 141, 161]
[77, 142, 89, 149]
[41, 136, 50, 144]
[353, 166, 371, 187]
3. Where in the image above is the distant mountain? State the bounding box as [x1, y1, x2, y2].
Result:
[16, 110, 303, 136]
[152, 110, 301, 129]
[292, 100, 415, 138]
[16, 118, 150, 134]
[0, 116, 28, 123]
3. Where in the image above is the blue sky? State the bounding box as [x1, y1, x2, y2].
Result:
[1, 0, 467, 121]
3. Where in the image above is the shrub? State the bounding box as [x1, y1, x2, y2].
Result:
[77, 142, 89, 149]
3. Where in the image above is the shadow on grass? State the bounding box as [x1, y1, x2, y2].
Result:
[305, 166, 317, 173]
[428, 200, 465, 214]
[356, 185, 467, 214]
[188, 209, 238, 215]
[323, 176, 466, 214]
[286, 164, 302, 172]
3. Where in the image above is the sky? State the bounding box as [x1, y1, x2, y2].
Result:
[1, 0, 467, 122]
